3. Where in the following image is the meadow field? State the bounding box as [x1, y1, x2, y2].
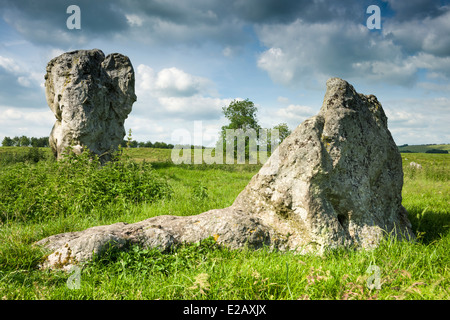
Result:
[398, 144, 450, 154]
[0, 146, 448, 300]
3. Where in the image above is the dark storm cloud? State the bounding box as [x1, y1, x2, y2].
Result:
[118, 0, 219, 25]
[386, 0, 445, 21]
[231, 0, 372, 24]
[120, 0, 375, 27]
[384, 0, 450, 57]
[0, 0, 129, 46]
[1, 0, 448, 49]
[0, 0, 383, 47]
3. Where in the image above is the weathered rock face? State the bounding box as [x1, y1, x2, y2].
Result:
[45, 49, 136, 161]
[233, 77, 415, 251]
[36, 78, 414, 270]
[36, 208, 274, 270]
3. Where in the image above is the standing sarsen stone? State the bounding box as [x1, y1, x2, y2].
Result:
[45, 49, 136, 161]
[233, 77, 415, 251]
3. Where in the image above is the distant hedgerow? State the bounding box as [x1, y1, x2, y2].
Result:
[0, 146, 49, 165]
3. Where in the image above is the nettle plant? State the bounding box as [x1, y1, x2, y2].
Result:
[0, 146, 172, 223]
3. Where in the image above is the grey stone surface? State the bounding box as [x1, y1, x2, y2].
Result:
[409, 161, 422, 169]
[35, 208, 279, 270]
[233, 77, 415, 252]
[36, 77, 415, 270]
[45, 49, 136, 161]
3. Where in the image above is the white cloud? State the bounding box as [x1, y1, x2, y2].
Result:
[384, 10, 450, 57]
[0, 56, 21, 73]
[384, 97, 450, 144]
[222, 46, 233, 57]
[136, 64, 156, 94]
[257, 102, 318, 131]
[0, 55, 44, 88]
[155, 67, 213, 97]
[157, 95, 231, 120]
[276, 104, 314, 119]
[0, 107, 53, 125]
[273, 104, 316, 128]
[17, 71, 44, 88]
[257, 47, 294, 85]
[135, 64, 229, 119]
[351, 60, 417, 86]
[0, 106, 54, 139]
[408, 53, 450, 77]
[47, 49, 66, 61]
[125, 14, 144, 27]
[136, 64, 215, 98]
[418, 82, 450, 92]
[130, 64, 234, 142]
[385, 110, 428, 128]
[277, 96, 290, 104]
[0, 108, 22, 121]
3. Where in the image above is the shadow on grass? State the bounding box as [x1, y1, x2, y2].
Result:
[407, 207, 450, 244]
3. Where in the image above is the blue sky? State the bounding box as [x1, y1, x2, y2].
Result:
[0, 0, 449, 146]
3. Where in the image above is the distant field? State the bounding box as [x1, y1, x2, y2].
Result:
[125, 147, 173, 162]
[398, 144, 450, 153]
[0, 146, 265, 164]
[2, 144, 448, 161]
[0, 146, 52, 155]
[0, 146, 173, 163]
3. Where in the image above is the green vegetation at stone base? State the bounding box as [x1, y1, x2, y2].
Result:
[0, 148, 448, 300]
[0, 146, 51, 165]
[0, 148, 173, 223]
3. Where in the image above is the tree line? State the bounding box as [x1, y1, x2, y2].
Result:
[1, 135, 175, 149]
[123, 139, 174, 149]
[2, 136, 50, 147]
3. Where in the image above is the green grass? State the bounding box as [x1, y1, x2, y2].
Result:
[124, 147, 173, 163]
[0, 147, 449, 300]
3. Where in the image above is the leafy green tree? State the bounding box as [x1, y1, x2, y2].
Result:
[221, 99, 260, 131]
[30, 137, 49, 148]
[128, 140, 138, 148]
[30, 137, 39, 147]
[273, 123, 292, 144]
[12, 136, 20, 146]
[19, 136, 31, 147]
[257, 123, 292, 154]
[2, 136, 14, 147]
[153, 141, 168, 149]
[219, 99, 260, 161]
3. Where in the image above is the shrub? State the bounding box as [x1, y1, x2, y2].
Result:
[0, 149, 172, 223]
[425, 149, 448, 154]
[0, 147, 48, 165]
